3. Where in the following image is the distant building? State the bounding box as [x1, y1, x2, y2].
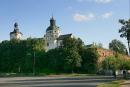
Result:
[86, 43, 115, 63]
[10, 22, 23, 40]
[44, 16, 73, 50]
[96, 48, 115, 63]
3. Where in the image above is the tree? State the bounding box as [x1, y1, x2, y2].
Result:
[62, 37, 84, 53]
[44, 37, 83, 73]
[95, 43, 103, 48]
[102, 56, 120, 71]
[62, 37, 83, 73]
[64, 48, 82, 73]
[102, 56, 130, 71]
[109, 39, 127, 54]
[119, 19, 130, 54]
[0, 38, 46, 73]
[81, 48, 99, 73]
[44, 48, 66, 73]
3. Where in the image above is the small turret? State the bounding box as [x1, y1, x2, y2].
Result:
[10, 22, 23, 40]
[50, 16, 56, 26]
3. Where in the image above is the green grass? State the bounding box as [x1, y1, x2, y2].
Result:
[0, 73, 96, 77]
[63, 73, 96, 77]
[46, 73, 96, 77]
[97, 80, 124, 87]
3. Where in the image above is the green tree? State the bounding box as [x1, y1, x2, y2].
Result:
[109, 39, 127, 54]
[44, 37, 83, 73]
[95, 43, 103, 48]
[102, 56, 120, 71]
[81, 48, 99, 73]
[62, 37, 84, 53]
[0, 38, 46, 73]
[102, 56, 130, 71]
[64, 48, 82, 73]
[119, 19, 130, 54]
[62, 37, 83, 73]
[44, 48, 66, 73]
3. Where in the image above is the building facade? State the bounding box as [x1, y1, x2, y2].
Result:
[10, 22, 23, 40]
[44, 17, 73, 50]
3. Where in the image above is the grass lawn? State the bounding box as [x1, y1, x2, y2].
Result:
[97, 80, 124, 87]
[0, 73, 96, 77]
[47, 73, 96, 77]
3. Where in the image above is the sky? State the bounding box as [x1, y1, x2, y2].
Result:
[0, 0, 129, 48]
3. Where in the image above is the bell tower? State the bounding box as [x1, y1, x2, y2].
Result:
[10, 22, 23, 40]
[44, 16, 61, 50]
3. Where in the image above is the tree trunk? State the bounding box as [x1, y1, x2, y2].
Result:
[128, 41, 130, 55]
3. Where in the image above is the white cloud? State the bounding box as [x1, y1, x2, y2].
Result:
[102, 12, 113, 19]
[77, 0, 83, 2]
[77, 0, 92, 2]
[73, 13, 95, 22]
[95, 0, 112, 3]
[77, 0, 112, 4]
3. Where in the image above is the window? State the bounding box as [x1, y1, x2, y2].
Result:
[47, 43, 49, 46]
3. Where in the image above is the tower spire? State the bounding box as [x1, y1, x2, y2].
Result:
[50, 16, 56, 26]
[14, 22, 19, 30]
[52, 13, 54, 19]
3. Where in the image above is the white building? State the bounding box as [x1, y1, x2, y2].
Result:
[10, 22, 23, 40]
[44, 17, 73, 50]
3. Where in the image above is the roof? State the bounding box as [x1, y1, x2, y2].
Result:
[10, 29, 23, 35]
[46, 26, 60, 32]
[57, 34, 72, 40]
[46, 16, 61, 32]
[86, 44, 94, 48]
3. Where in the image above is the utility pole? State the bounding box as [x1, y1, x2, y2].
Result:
[33, 51, 36, 76]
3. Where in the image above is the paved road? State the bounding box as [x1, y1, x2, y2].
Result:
[121, 80, 130, 87]
[0, 76, 115, 87]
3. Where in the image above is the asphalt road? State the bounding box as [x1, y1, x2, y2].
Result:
[0, 76, 115, 87]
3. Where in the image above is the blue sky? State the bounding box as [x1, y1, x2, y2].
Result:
[0, 0, 129, 48]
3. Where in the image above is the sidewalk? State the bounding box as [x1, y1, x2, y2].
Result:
[121, 80, 130, 87]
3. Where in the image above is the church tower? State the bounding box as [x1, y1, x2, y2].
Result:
[10, 22, 23, 40]
[44, 16, 61, 50]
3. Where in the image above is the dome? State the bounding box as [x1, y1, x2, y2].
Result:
[46, 16, 61, 32]
[14, 22, 18, 27]
[46, 26, 60, 32]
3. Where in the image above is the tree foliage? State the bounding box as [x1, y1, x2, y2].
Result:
[81, 48, 99, 73]
[0, 37, 105, 74]
[0, 38, 46, 73]
[119, 19, 130, 54]
[109, 39, 127, 54]
[102, 56, 130, 71]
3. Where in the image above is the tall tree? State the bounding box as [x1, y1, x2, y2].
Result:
[64, 48, 82, 73]
[119, 19, 130, 54]
[62, 37, 84, 53]
[81, 48, 99, 73]
[109, 39, 127, 54]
